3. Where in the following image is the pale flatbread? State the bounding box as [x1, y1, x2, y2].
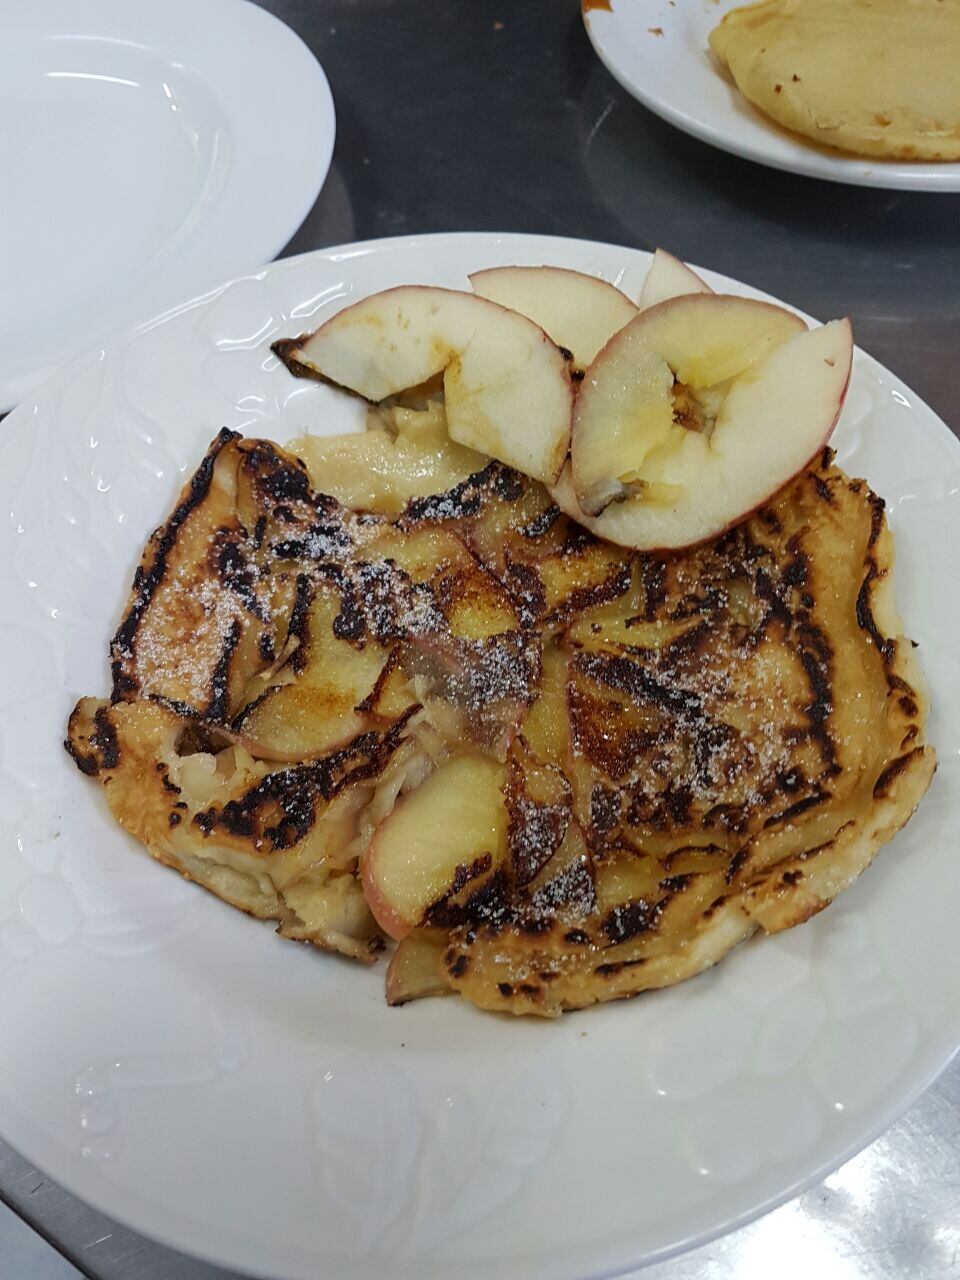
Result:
[710, 0, 960, 161]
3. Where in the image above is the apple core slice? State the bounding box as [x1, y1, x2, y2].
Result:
[571, 293, 807, 517]
[639, 248, 712, 309]
[555, 317, 853, 551]
[273, 286, 573, 485]
[362, 751, 508, 940]
[469, 265, 638, 369]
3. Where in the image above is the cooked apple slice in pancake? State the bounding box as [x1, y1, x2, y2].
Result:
[386, 931, 453, 1005]
[517, 642, 570, 770]
[504, 733, 572, 885]
[431, 557, 522, 641]
[363, 522, 475, 584]
[362, 751, 509, 939]
[236, 683, 377, 764]
[233, 585, 410, 761]
[290, 400, 486, 517]
[273, 285, 574, 484]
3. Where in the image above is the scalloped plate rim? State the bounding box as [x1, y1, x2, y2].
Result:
[0, 231, 958, 1280]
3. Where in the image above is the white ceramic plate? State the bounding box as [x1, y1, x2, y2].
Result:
[1, 232, 958, 1280]
[583, 0, 960, 192]
[0, 0, 335, 412]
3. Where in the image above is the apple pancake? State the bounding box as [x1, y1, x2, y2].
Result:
[66, 413, 934, 1015]
[709, 0, 960, 162]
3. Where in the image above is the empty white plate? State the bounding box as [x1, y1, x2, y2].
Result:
[0, 0, 336, 410]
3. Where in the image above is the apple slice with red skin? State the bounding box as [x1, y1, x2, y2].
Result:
[361, 751, 508, 940]
[272, 285, 573, 485]
[469, 265, 638, 370]
[639, 248, 712, 310]
[570, 293, 807, 518]
[553, 315, 853, 552]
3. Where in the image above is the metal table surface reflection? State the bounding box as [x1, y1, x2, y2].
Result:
[1, 1, 957, 1277]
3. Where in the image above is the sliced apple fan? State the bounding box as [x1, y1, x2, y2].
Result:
[273, 277, 852, 551]
[67, 414, 933, 1016]
[274, 286, 574, 485]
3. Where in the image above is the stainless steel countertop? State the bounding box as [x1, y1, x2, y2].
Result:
[2, 0, 958, 1276]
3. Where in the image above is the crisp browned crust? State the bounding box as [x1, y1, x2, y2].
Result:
[66, 433, 934, 1014]
[434, 453, 935, 1014]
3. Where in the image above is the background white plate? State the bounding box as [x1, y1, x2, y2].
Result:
[583, 0, 960, 192]
[0, 0, 335, 412]
[0, 233, 958, 1280]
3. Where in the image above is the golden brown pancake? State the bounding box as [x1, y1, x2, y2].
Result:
[710, 0, 960, 161]
[66, 414, 934, 1015]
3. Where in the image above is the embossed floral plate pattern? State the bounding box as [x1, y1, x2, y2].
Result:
[0, 234, 958, 1280]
